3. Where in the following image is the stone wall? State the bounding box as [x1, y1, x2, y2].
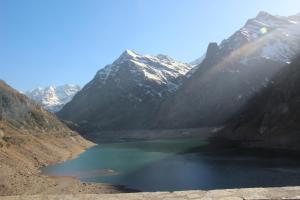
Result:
[1, 186, 300, 200]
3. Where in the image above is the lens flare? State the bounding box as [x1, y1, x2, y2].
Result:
[260, 27, 268, 34]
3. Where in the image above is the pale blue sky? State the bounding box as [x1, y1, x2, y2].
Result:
[1, 0, 300, 91]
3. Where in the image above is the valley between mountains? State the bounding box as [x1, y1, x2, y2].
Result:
[55, 11, 300, 144]
[1, 11, 300, 196]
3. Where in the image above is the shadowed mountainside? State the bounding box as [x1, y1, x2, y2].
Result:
[219, 55, 300, 150]
[57, 50, 191, 132]
[155, 12, 300, 129]
[155, 43, 286, 129]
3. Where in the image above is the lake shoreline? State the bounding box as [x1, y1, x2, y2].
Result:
[0, 133, 124, 196]
[81, 127, 218, 144]
[83, 126, 300, 154]
[42, 135, 300, 192]
[38, 131, 211, 195]
[38, 143, 139, 194]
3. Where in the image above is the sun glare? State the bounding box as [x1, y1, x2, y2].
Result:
[260, 27, 268, 34]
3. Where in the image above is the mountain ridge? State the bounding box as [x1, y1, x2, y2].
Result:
[25, 84, 81, 112]
[155, 11, 300, 129]
[59, 11, 300, 134]
[58, 50, 191, 132]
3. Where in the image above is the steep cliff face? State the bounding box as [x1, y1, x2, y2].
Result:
[220, 55, 300, 149]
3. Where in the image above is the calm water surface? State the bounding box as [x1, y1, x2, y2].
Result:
[42, 138, 300, 191]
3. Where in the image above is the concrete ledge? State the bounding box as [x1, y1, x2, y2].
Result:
[1, 186, 300, 200]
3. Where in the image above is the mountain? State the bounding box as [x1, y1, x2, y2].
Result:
[218, 11, 300, 63]
[155, 11, 300, 129]
[189, 55, 205, 66]
[220, 55, 300, 150]
[25, 84, 81, 112]
[59, 11, 300, 133]
[192, 11, 300, 65]
[57, 50, 191, 132]
[1, 81, 68, 131]
[0, 80, 102, 195]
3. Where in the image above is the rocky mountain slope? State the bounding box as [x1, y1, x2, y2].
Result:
[219, 55, 300, 150]
[59, 11, 300, 133]
[193, 12, 300, 64]
[1, 81, 69, 131]
[0, 80, 117, 195]
[25, 84, 80, 112]
[57, 50, 191, 132]
[155, 12, 300, 129]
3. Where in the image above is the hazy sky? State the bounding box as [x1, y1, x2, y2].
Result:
[1, 0, 300, 91]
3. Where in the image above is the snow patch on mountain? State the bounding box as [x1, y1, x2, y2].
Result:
[26, 84, 81, 112]
[190, 11, 300, 69]
[230, 11, 300, 63]
[120, 50, 191, 83]
[86, 50, 191, 96]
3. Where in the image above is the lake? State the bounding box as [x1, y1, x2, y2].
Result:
[42, 138, 300, 192]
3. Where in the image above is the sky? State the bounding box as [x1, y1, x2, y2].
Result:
[1, 0, 300, 91]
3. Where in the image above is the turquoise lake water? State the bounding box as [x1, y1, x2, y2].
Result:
[42, 138, 300, 192]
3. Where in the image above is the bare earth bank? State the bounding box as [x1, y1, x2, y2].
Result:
[0, 133, 120, 196]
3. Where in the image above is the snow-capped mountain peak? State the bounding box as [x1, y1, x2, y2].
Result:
[83, 50, 192, 101]
[26, 84, 81, 112]
[217, 11, 300, 64]
[189, 11, 300, 79]
[58, 50, 192, 130]
[118, 49, 139, 60]
[124, 49, 138, 57]
[241, 12, 289, 39]
[92, 50, 191, 92]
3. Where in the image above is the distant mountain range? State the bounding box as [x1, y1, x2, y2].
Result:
[56, 11, 300, 135]
[25, 84, 81, 112]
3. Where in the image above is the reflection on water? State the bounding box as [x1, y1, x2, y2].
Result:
[42, 138, 300, 192]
